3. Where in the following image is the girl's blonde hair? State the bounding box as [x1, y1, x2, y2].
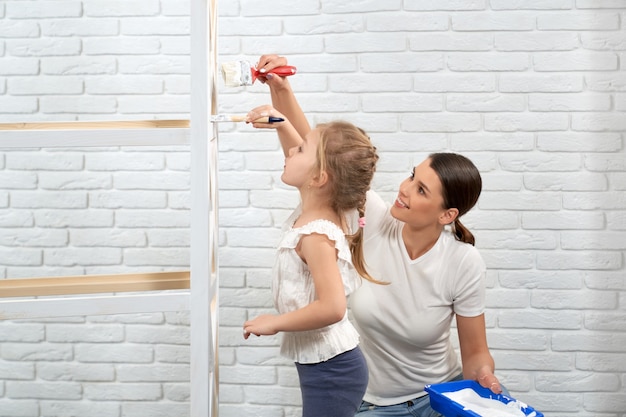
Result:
[315, 121, 384, 284]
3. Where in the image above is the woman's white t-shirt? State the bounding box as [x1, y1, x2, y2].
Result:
[349, 190, 486, 406]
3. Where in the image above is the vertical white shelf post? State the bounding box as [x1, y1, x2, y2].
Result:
[190, 0, 219, 416]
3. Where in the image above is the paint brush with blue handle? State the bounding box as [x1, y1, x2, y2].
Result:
[209, 115, 284, 123]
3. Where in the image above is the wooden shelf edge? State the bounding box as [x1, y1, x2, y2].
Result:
[0, 271, 191, 298]
[0, 120, 190, 131]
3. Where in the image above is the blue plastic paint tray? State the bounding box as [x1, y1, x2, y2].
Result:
[424, 380, 544, 417]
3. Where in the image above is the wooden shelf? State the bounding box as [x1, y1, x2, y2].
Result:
[0, 271, 191, 298]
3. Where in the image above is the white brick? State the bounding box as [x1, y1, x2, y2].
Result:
[6, 382, 82, 400]
[522, 211, 605, 230]
[117, 364, 189, 382]
[533, 51, 618, 71]
[366, 13, 448, 31]
[0, 97, 38, 113]
[42, 57, 117, 75]
[70, 229, 146, 247]
[447, 93, 525, 112]
[477, 230, 557, 250]
[37, 363, 115, 381]
[572, 112, 626, 131]
[563, 191, 626, 209]
[75, 344, 153, 363]
[0, 229, 68, 247]
[552, 332, 626, 352]
[495, 32, 579, 51]
[401, 113, 481, 132]
[537, 132, 621, 152]
[125, 325, 189, 345]
[112, 172, 188, 190]
[499, 73, 583, 92]
[452, 12, 535, 31]
[0, 361, 35, 380]
[321, 0, 400, 13]
[115, 210, 189, 228]
[536, 251, 621, 270]
[491, 0, 572, 9]
[537, 12, 620, 30]
[83, 383, 161, 401]
[122, 402, 189, 417]
[123, 248, 189, 266]
[40, 96, 117, 114]
[45, 247, 122, 266]
[586, 72, 626, 91]
[39, 402, 120, 417]
[161, 0, 190, 17]
[584, 311, 626, 331]
[6, 1, 82, 18]
[83, 37, 161, 55]
[561, 231, 626, 250]
[226, 228, 281, 248]
[84, 0, 160, 17]
[480, 249, 535, 269]
[0, 172, 37, 189]
[448, 52, 530, 71]
[11, 191, 87, 208]
[90, 191, 167, 209]
[121, 17, 189, 36]
[40, 19, 119, 36]
[325, 33, 406, 53]
[86, 75, 163, 96]
[530, 93, 611, 111]
[0, 323, 44, 342]
[498, 270, 584, 289]
[3, 342, 72, 361]
[167, 191, 189, 209]
[0, 248, 42, 266]
[485, 112, 569, 131]
[577, 352, 626, 372]
[0, 21, 39, 38]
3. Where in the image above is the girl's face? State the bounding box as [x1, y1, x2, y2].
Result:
[281, 128, 321, 188]
[390, 158, 449, 228]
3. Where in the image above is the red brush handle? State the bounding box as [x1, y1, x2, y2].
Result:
[267, 66, 297, 77]
[252, 65, 297, 83]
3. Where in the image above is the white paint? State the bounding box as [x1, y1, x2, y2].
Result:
[443, 388, 535, 417]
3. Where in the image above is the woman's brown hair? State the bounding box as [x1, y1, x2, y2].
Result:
[428, 153, 482, 246]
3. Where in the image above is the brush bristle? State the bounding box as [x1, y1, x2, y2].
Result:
[221, 60, 252, 87]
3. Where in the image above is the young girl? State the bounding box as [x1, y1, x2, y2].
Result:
[242, 106, 382, 417]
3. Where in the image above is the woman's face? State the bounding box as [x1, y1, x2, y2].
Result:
[390, 158, 448, 228]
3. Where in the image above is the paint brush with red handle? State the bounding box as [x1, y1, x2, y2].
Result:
[221, 60, 297, 87]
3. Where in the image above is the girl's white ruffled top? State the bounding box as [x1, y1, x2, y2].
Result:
[273, 206, 362, 364]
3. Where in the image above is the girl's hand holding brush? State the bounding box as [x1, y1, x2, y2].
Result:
[246, 105, 286, 128]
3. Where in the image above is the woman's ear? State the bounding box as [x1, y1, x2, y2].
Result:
[439, 208, 459, 225]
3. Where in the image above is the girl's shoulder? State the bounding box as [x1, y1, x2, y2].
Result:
[280, 218, 352, 262]
[292, 218, 345, 242]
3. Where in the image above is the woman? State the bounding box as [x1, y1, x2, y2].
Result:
[253, 54, 503, 417]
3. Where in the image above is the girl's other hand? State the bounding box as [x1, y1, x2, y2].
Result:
[243, 314, 280, 339]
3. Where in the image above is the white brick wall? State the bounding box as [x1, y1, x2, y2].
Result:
[1, 1, 625, 417]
